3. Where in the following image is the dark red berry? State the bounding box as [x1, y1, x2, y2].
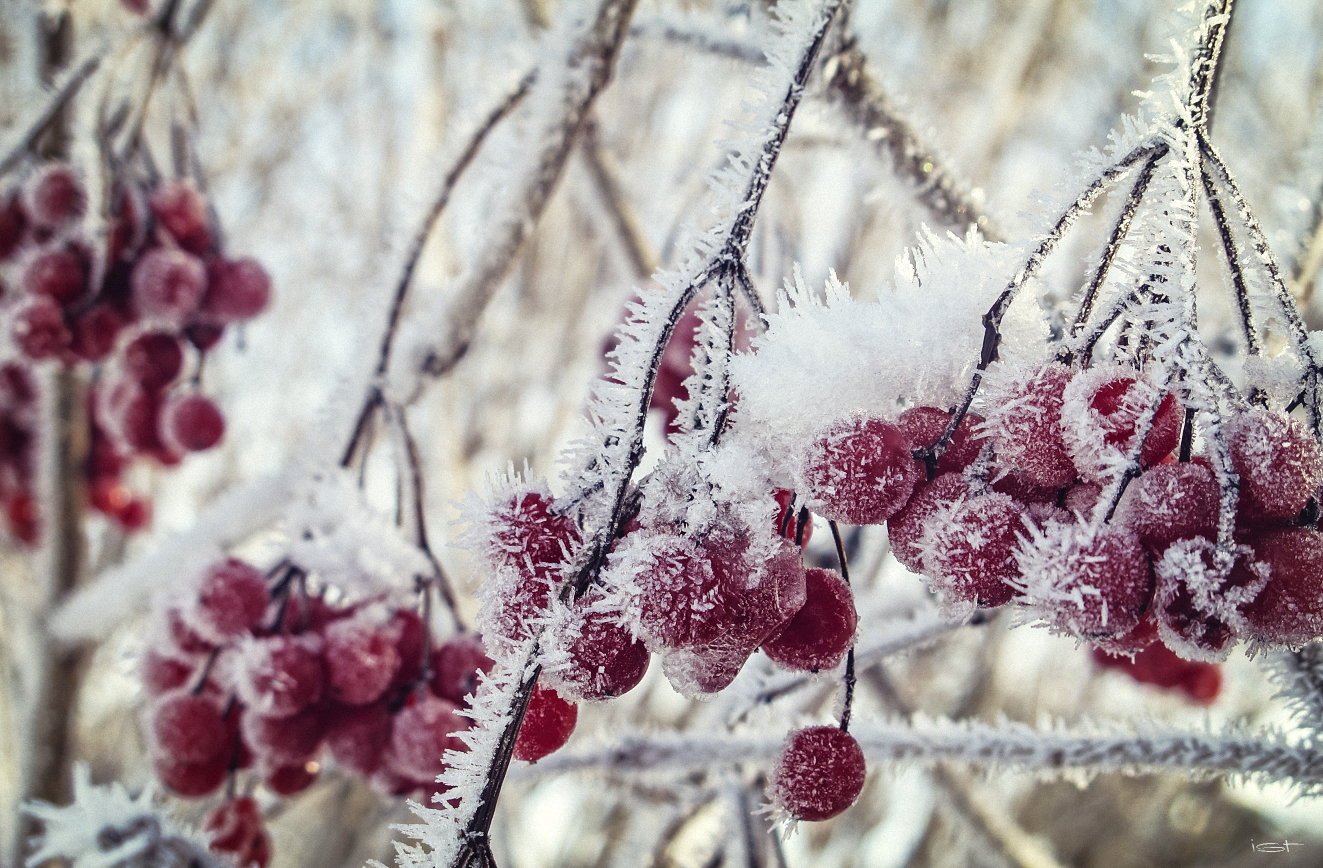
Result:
[800, 416, 923, 525]
[325, 616, 402, 705]
[142, 650, 194, 696]
[1240, 527, 1323, 645]
[130, 248, 207, 321]
[235, 635, 324, 717]
[195, 559, 268, 640]
[6, 492, 38, 544]
[185, 321, 225, 351]
[327, 701, 393, 774]
[986, 362, 1076, 488]
[266, 763, 318, 796]
[762, 568, 856, 672]
[384, 694, 467, 780]
[149, 180, 212, 254]
[429, 635, 495, 705]
[512, 685, 577, 762]
[161, 393, 224, 452]
[897, 406, 986, 475]
[0, 193, 27, 261]
[21, 245, 88, 306]
[922, 491, 1028, 608]
[887, 473, 971, 573]
[151, 691, 231, 764]
[153, 752, 227, 798]
[23, 164, 85, 231]
[1116, 462, 1218, 551]
[773, 489, 813, 547]
[548, 606, 650, 701]
[69, 304, 126, 361]
[1226, 409, 1323, 524]
[203, 257, 271, 322]
[124, 331, 184, 391]
[769, 725, 866, 822]
[243, 703, 331, 766]
[204, 797, 271, 868]
[13, 296, 72, 359]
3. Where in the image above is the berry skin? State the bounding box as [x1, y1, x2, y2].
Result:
[800, 416, 924, 525]
[243, 703, 331, 766]
[769, 726, 866, 822]
[161, 394, 225, 452]
[22, 245, 88, 306]
[149, 180, 212, 254]
[153, 752, 228, 798]
[326, 701, 393, 774]
[1240, 527, 1323, 645]
[887, 473, 972, 573]
[618, 530, 722, 650]
[921, 491, 1028, 608]
[185, 322, 225, 352]
[897, 406, 986, 475]
[388, 609, 428, 689]
[23, 164, 85, 231]
[69, 304, 126, 362]
[150, 692, 231, 765]
[1226, 409, 1323, 524]
[430, 634, 495, 705]
[1116, 462, 1218, 551]
[195, 559, 268, 641]
[142, 650, 194, 696]
[384, 694, 467, 781]
[265, 763, 318, 796]
[1060, 365, 1182, 479]
[203, 257, 271, 322]
[124, 332, 184, 391]
[13, 296, 72, 359]
[1092, 642, 1221, 704]
[324, 616, 402, 706]
[547, 607, 650, 701]
[130, 248, 207, 321]
[987, 362, 1077, 489]
[1020, 521, 1152, 639]
[235, 635, 325, 717]
[512, 685, 577, 762]
[762, 568, 856, 672]
[204, 797, 271, 868]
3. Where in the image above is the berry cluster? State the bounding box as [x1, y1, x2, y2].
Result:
[0, 164, 269, 536]
[142, 559, 504, 847]
[796, 359, 1323, 668]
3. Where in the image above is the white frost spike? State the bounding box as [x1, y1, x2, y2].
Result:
[24, 765, 215, 868]
[1153, 538, 1265, 663]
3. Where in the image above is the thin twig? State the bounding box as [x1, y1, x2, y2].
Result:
[580, 116, 657, 279]
[0, 55, 101, 177]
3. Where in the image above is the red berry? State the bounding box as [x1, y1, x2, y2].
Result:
[769, 725, 866, 822]
[13, 296, 72, 359]
[1061, 365, 1182, 480]
[388, 609, 428, 688]
[0, 363, 36, 407]
[153, 752, 227, 798]
[1020, 520, 1152, 638]
[327, 701, 393, 774]
[0, 193, 27, 261]
[6, 492, 38, 544]
[1226, 409, 1323, 524]
[1240, 527, 1323, 645]
[921, 491, 1028, 608]
[430, 635, 495, 705]
[243, 703, 330, 766]
[800, 416, 923, 525]
[887, 473, 972, 573]
[69, 304, 126, 361]
[773, 489, 813, 547]
[130, 248, 207, 322]
[167, 607, 215, 654]
[1152, 538, 1253, 661]
[203, 257, 271, 322]
[114, 496, 152, 531]
[707, 532, 808, 653]
[23, 164, 85, 231]
[149, 180, 212, 254]
[151, 691, 231, 764]
[1093, 641, 1221, 704]
[266, 763, 318, 796]
[204, 797, 271, 868]
[124, 331, 184, 391]
[325, 616, 402, 706]
[234, 635, 325, 717]
[185, 321, 225, 351]
[614, 530, 722, 649]
[512, 685, 577, 762]
[762, 568, 856, 672]
[897, 406, 986, 475]
[1116, 462, 1218, 551]
[143, 650, 194, 696]
[659, 644, 749, 696]
[385, 693, 467, 780]
[161, 393, 225, 452]
[21, 245, 88, 306]
[195, 559, 268, 641]
[113, 386, 166, 455]
[546, 606, 650, 701]
[986, 362, 1076, 488]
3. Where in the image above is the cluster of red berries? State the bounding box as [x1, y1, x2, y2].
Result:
[142, 558, 534, 864]
[0, 163, 269, 535]
[796, 359, 1323, 670]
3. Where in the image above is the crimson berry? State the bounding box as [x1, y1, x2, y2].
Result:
[986, 362, 1076, 488]
[0, 193, 26, 261]
[324, 616, 402, 705]
[547, 606, 650, 701]
[615, 530, 721, 650]
[327, 701, 393, 774]
[384, 694, 467, 781]
[195, 559, 268, 640]
[203, 257, 271, 322]
[130, 248, 207, 321]
[13, 296, 72, 359]
[512, 685, 577, 762]
[762, 568, 856, 672]
[116, 387, 166, 455]
[1240, 527, 1323, 645]
[204, 797, 271, 868]
[152, 752, 227, 798]
[6, 492, 38, 544]
[1022, 520, 1152, 638]
[769, 725, 866, 822]
[167, 607, 216, 654]
[1093, 642, 1221, 704]
[151, 691, 231, 765]
[149, 180, 212, 254]
[243, 703, 330, 766]
[124, 331, 184, 391]
[69, 304, 126, 361]
[22, 245, 88, 306]
[114, 496, 151, 531]
[235, 635, 325, 717]
[886, 473, 971, 574]
[800, 416, 924, 525]
[0, 363, 36, 407]
[266, 763, 318, 796]
[707, 532, 808, 654]
[389, 608, 428, 688]
[143, 650, 194, 696]
[897, 406, 987, 475]
[1061, 365, 1182, 480]
[23, 164, 85, 231]
[430, 634, 495, 705]
[161, 393, 225, 452]
[773, 489, 812, 547]
[922, 491, 1028, 608]
[185, 322, 225, 351]
[1226, 409, 1323, 524]
[1116, 462, 1218, 551]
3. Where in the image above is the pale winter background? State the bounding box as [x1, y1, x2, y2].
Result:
[2, 1, 1323, 868]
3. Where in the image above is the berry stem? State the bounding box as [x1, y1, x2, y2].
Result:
[0, 55, 101, 179]
[828, 520, 856, 734]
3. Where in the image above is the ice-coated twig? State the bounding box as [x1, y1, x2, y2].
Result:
[580, 116, 658, 279]
[0, 54, 101, 177]
[1199, 158, 1263, 359]
[629, 16, 766, 65]
[408, 0, 642, 382]
[822, 42, 1002, 241]
[1273, 644, 1323, 743]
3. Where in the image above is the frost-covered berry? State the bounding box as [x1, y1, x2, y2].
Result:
[124, 332, 184, 391]
[243, 703, 329, 765]
[769, 725, 866, 822]
[131, 248, 207, 321]
[195, 559, 268, 641]
[234, 635, 325, 717]
[887, 473, 971, 573]
[430, 635, 495, 705]
[325, 616, 402, 706]
[327, 701, 393, 774]
[143, 650, 194, 696]
[546, 606, 650, 701]
[611, 530, 722, 650]
[204, 797, 271, 868]
[69, 304, 125, 362]
[150, 692, 230, 765]
[1018, 520, 1151, 638]
[897, 406, 986, 475]
[762, 568, 856, 672]
[385, 694, 467, 781]
[921, 491, 1028, 608]
[265, 763, 317, 796]
[388, 609, 428, 689]
[800, 416, 924, 525]
[23, 164, 85, 231]
[1226, 409, 1323, 524]
[1153, 538, 1261, 661]
[985, 362, 1076, 488]
[512, 685, 577, 762]
[22, 245, 88, 306]
[153, 753, 228, 798]
[1116, 462, 1218, 551]
[150, 180, 212, 254]
[707, 533, 808, 654]
[1240, 527, 1323, 645]
[13, 296, 72, 359]
[1060, 365, 1181, 479]
[659, 644, 748, 697]
[161, 393, 225, 453]
[203, 257, 271, 322]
